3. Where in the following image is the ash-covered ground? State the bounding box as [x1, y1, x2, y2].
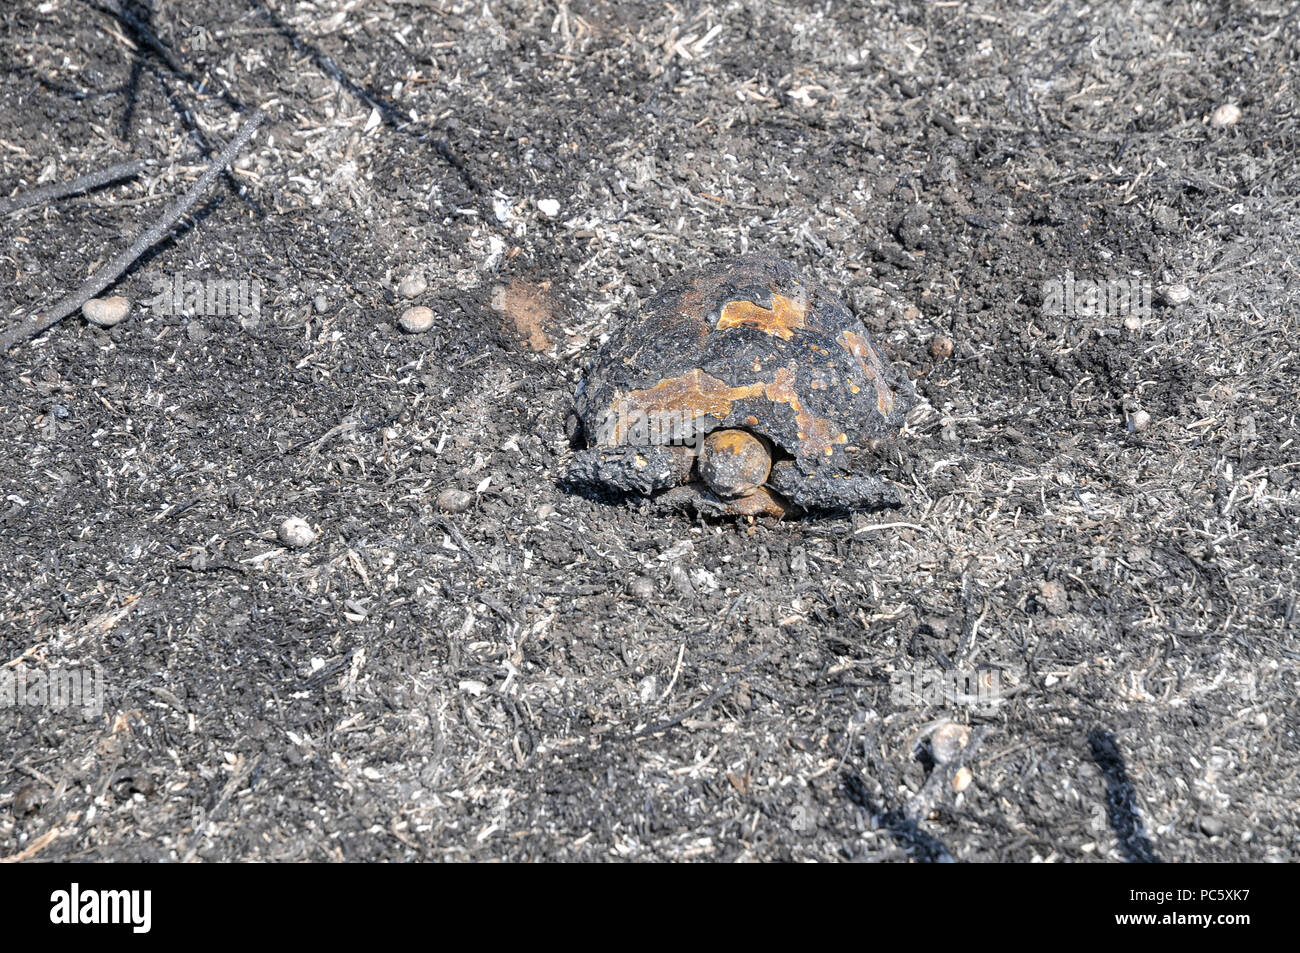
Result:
[0, 0, 1296, 861]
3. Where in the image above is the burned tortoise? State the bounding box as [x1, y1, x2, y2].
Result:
[567, 255, 915, 516]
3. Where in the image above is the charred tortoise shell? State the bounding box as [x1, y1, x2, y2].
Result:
[568, 255, 915, 515]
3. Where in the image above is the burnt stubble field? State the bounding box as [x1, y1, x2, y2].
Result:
[0, 1, 1296, 862]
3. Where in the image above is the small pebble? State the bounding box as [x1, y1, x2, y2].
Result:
[277, 517, 316, 549]
[1123, 313, 1142, 331]
[929, 335, 954, 359]
[186, 320, 209, 344]
[313, 295, 330, 314]
[83, 295, 130, 327]
[1210, 103, 1241, 128]
[1199, 815, 1227, 837]
[1039, 579, 1068, 616]
[1129, 409, 1151, 433]
[1160, 283, 1192, 306]
[397, 273, 427, 298]
[535, 503, 556, 521]
[436, 488, 473, 513]
[399, 306, 435, 334]
[628, 576, 656, 600]
[952, 765, 973, 793]
[930, 722, 971, 765]
[537, 198, 561, 218]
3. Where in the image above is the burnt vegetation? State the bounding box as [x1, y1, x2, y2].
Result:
[0, 1, 1296, 861]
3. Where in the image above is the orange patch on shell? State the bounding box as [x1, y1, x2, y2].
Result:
[764, 364, 839, 457]
[608, 370, 765, 442]
[839, 330, 897, 417]
[608, 363, 842, 460]
[716, 292, 809, 339]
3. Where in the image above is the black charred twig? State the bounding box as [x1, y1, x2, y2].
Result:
[0, 109, 265, 354]
[1088, 728, 1161, 863]
[91, 0, 192, 79]
[144, 62, 258, 212]
[0, 159, 150, 215]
